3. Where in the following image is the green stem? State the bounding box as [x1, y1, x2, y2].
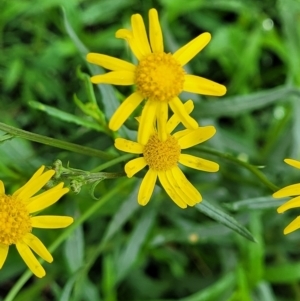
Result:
[0, 122, 114, 160]
[198, 146, 279, 192]
[91, 153, 135, 172]
[4, 178, 134, 301]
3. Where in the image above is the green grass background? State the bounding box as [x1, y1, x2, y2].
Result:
[1, 0, 300, 300]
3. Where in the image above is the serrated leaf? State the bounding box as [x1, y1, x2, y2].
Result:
[196, 200, 256, 242]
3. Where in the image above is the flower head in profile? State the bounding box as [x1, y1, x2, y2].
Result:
[273, 159, 300, 235]
[0, 166, 73, 278]
[114, 100, 219, 208]
[87, 8, 226, 145]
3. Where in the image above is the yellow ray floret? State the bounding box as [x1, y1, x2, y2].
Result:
[273, 158, 300, 235]
[114, 101, 219, 208]
[87, 8, 226, 144]
[0, 166, 73, 278]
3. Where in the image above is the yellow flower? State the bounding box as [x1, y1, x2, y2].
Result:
[0, 166, 73, 278]
[273, 159, 300, 235]
[114, 100, 219, 208]
[87, 8, 226, 145]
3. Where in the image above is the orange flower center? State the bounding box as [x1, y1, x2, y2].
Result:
[0, 194, 32, 245]
[143, 134, 181, 171]
[135, 52, 185, 102]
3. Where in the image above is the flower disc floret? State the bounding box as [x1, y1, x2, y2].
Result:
[143, 134, 181, 171]
[135, 52, 185, 101]
[0, 194, 31, 245]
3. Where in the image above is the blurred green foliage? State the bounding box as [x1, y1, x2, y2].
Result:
[1, 0, 300, 300]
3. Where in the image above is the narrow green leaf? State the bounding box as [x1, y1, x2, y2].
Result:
[102, 187, 139, 243]
[278, 0, 300, 85]
[103, 254, 117, 301]
[224, 196, 286, 212]
[195, 86, 300, 118]
[254, 281, 277, 301]
[116, 205, 156, 283]
[196, 200, 256, 242]
[59, 274, 78, 301]
[64, 209, 84, 273]
[181, 271, 235, 301]
[247, 212, 264, 286]
[28, 100, 105, 132]
[231, 266, 252, 301]
[264, 262, 300, 283]
[61, 7, 88, 57]
[0, 133, 14, 142]
[62, 7, 130, 138]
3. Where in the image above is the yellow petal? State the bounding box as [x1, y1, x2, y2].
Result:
[273, 183, 300, 198]
[283, 216, 300, 235]
[86, 53, 136, 71]
[173, 32, 211, 66]
[177, 126, 216, 149]
[171, 167, 201, 201]
[284, 158, 300, 169]
[31, 216, 74, 229]
[149, 8, 163, 52]
[138, 100, 159, 145]
[157, 102, 168, 142]
[109, 92, 144, 131]
[158, 171, 187, 208]
[14, 170, 55, 200]
[131, 13, 151, 56]
[277, 196, 300, 213]
[169, 97, 198, 129]
[115, 138, 144, 154]
[13, 166, 46, 197]
[91, 70, 135, 85]
[167, 100, 194, 134]
[0, 243, 9, 269]
[16, 242, 46, 278]
[0, 180, 5, 194]
[125, 157, 147, 178]
[138, 169, 157, 206]
[184, 74, 227, 96]
[166, 169, 197, 207]
[172, 129, 193, 140]
[179, 154, 219, 172]
[116, 29, 143, 61]
[26, 184, 69, 213]
[23, 233, 53, 263]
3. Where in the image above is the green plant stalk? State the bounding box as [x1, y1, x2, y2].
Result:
[0, 122, 114, 160]
[4, 177, 134, 301]
[198, 146, 279, 192]
[91, 153, 135, 172]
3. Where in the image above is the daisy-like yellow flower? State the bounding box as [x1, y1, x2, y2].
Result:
[273, 159, 300, 235]
[0, 166, 73, 278]
[87, 8, 226, 145]
[114, 100, 219, 208]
